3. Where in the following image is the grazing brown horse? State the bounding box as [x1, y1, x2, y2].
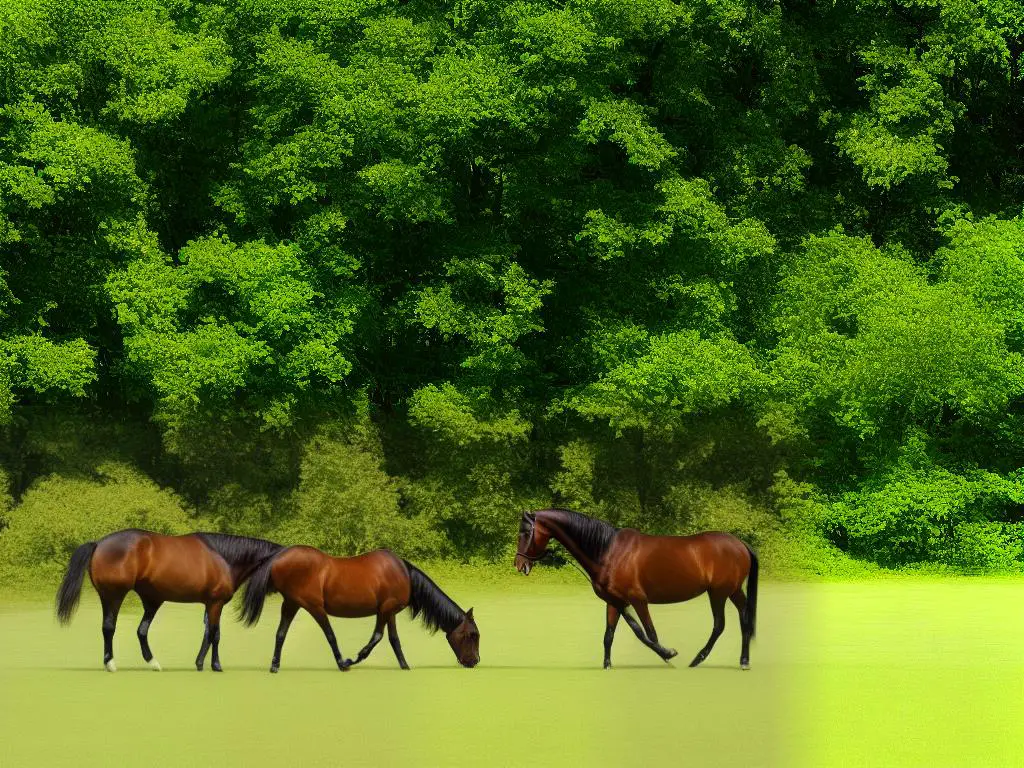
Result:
[515, 509, 758, 670]
[56, 530, 282, 672]
[240, 546, 480, 672]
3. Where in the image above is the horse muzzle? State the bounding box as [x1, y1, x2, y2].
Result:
[514, 554, 532, 575]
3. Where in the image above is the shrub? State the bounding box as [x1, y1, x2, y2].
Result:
[276, 423, 442, 558]
[825, 462, 1024, 569]
[0, 462, 192, 580]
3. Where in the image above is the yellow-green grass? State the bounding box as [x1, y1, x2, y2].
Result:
[0, 574, 1020, 767]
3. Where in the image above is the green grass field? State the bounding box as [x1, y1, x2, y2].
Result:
[1, 575, 1021, 767]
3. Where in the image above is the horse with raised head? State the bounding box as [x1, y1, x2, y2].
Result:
[240, 546, 480, 672]
[56, 530, 282, 672]
[515, 509, 758, 669]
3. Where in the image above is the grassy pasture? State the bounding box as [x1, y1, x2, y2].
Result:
[0, 575, 1020, 766]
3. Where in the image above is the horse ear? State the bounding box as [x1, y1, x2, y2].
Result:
[466, 607, 474, 620]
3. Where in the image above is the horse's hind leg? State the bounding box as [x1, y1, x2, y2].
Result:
[730, 589, 751, 670]
[195, 610, 211, 671]
[207, 601, 224, 672]
[387, 614, 410, 670]
[195, 601, 225, 671]
[309, 607, 349, 671]
[99, 591, 126, 672]
[136, 596, 163, 671]
[270, 600, 299, 673]
[632, 602, 678, 662]
[689, 591, 727, 668]
[352, 613, 387, 666]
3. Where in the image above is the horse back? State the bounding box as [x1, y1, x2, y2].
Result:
[90, 530, 233, 602]
[270, 547, 408, 618]
[324, 549, 410, 618]
[607, 530, 752, 604]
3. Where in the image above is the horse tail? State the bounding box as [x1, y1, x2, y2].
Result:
[56, 542, 97, 625]
[240, 549, 283, 627]
[744, 544, 759, 638]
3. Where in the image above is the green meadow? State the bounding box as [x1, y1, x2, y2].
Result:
[1, 576, 1021, 767]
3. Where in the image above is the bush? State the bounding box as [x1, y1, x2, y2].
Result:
[939, 522, 1024, 572]
[0, 462, 193, 581]
[275, 423, 442, 558]
[824, 462, 1024, 569]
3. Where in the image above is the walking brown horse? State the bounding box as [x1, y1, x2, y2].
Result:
[240, 546, 480, 672]
[515, 509, 758, 669]
[56, 530, 282, 672]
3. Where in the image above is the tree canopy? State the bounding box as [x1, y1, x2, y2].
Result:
[2, 0, 1024, 572]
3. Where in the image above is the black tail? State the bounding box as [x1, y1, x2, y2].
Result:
[745, 545, 759, 638]
[240, 550, 284, 627]
[56, 542, 97, 625]
[402, 559, 464, 634]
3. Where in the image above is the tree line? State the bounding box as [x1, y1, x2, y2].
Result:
[2, 0, 1024, 576]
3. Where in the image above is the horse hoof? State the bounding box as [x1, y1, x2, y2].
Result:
[212, 663, 222, 672]
[741, 662, 751, 671]
[603, 662, 612, 669]
[148, 659, 162, 671]
[105, 660, 117, 673]
[195, 664, 203, 672]
[689, 657, 704, 668]
[664, 649, 678, 661]
[269, 665, 279, 674]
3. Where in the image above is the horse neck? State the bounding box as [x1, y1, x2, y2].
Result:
[539, 511, 602, 577]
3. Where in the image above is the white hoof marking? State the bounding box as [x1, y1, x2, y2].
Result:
[149, 659, 162, 671]
[105, 660, 117, 673]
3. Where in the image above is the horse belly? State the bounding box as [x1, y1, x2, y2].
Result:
[137, 538, 226, 602]
[636, 547, 708, 604]
[643, 583, 708, 604]
[322, 571, 380, 618]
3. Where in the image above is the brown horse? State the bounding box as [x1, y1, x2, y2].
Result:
[56, 530, 282, 672]
[515, 509, 758, 669]
[240, 546, 480, 672]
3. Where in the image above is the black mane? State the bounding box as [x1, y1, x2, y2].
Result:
[196, 533, 282, 569]
[403, 559, 467, 634]
[542, 508, 618, 563]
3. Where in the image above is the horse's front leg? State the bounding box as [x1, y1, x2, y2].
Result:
[603, 603, 620, 669]
[387, 614, 410, 670]
[621, 606, 677, 662]
[633, 602, 678, 661]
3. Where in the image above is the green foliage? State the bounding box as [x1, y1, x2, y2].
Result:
[825, 435, 1024, 569]
[561, 330, 765, 433]
[108, 235, 359, 445]
[774, 233, 1024, 436]
[3, 0, 1024, 573]
[0, 462, 192, 577]
[277, 422, 442, 558]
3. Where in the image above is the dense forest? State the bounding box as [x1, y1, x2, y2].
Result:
[2, 0, 1024, 579]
